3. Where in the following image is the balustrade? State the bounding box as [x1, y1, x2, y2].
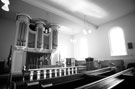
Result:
[23, 66, 78, 81]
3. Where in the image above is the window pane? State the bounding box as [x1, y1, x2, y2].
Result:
[79, 37, 88, 58]
[109, 27, 127, 56]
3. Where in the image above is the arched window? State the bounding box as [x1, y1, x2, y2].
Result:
[79, 37, 88, 58]
[109, 27, 127, 56]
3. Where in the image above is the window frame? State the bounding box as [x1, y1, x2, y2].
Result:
[109, 26, 127, 56]
[79, 37, 88, 58]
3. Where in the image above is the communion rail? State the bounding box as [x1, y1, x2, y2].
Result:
[8, 66, 116, 89]
[22, 66, 78, 81]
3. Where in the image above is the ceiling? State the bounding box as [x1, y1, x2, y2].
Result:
[0, 0, 135, 35]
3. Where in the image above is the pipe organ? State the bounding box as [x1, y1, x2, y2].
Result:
[11, 13, 59, 74]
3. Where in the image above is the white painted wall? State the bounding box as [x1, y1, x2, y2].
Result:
[0, 17, 16, 60]
[51, 32, 74, 65]
[73, 13, 135, 67]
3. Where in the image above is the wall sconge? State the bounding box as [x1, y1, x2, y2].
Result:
[1, 0, 10, 11]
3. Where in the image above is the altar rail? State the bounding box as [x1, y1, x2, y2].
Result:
[22, 66, 78, 81]
[9, 66, 116, 89]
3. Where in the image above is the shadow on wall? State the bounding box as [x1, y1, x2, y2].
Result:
[0, 17, 16, 60]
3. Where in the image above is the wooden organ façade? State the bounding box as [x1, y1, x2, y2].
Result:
[11, 13, 59, 74]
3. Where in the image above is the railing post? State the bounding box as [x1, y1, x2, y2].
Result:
[75, 67, 77, 74]
[72, 67, 74, 74]
[37, 70, 40, 80]
[54, 69, 57, 77]
[64, 68, 66, 76]
[44, 70, 46, 79]
[49, 69, 52, 78]
[68, 68, 70, 75]
[59, 68, 62, 77]
[30, 71, 34, 81]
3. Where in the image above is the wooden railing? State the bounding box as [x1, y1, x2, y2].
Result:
[10, 66, 118, 89]
[22, 66, 115, 82]
[22, 66, 78, 81]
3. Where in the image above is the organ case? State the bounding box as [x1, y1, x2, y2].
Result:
[11, 13, 59, 74]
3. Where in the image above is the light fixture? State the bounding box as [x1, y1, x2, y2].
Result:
[82, 15, 92, 35]
[1, 0, 10, 11]
[83, 29, 87, 35]
[88, 29, 92, 34]
[70, 37, 76, 43]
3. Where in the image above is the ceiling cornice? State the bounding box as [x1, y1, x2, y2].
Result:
[98, 10, 135, 27]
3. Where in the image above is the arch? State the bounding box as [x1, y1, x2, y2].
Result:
[79, 37, 88, 58]
[109, 26, 127, 56]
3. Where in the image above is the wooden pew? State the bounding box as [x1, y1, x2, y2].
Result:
[84, 67, 116, 76]
[75, 67, 134, 89]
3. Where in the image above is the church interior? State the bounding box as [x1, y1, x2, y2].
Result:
[0, 0, 135, 89]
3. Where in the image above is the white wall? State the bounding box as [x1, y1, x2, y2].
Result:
[0, 17, 16, 60]
[96, 13, 135, 59]
[58, 33, 74, 58]
[51, 32, 73, 65]
[73, 13, 135, 67]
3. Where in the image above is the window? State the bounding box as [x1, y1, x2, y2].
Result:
[109, 27, 127, 56]
[58, 44, 67, 59]
[79, 37, 88, 58]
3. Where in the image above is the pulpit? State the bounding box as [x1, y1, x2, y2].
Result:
[85, 57, 96, 71]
